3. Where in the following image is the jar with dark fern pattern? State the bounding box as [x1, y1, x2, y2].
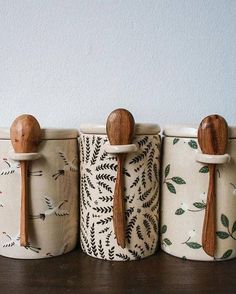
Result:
[79, 124, 160, 261]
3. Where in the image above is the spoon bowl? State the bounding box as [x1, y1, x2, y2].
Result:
[198, 115, 228, 156]
[10, 114, 41, 153]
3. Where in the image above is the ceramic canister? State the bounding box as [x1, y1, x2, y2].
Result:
[0, 128, 79, 259]
[79, 124, 160, 261]
[160, 125, 236, 261]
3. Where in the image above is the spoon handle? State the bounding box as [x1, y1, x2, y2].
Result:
[202, 164, 216, 256]
[20, 161, 28, 246]
[113, 154, 126, 248]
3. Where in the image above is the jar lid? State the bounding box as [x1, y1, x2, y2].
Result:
[163, 125, 236, 139]
[80, 123, 160, 135]
[0, 128, 79, 140]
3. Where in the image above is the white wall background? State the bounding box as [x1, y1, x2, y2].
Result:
[0, 0, 235, 129]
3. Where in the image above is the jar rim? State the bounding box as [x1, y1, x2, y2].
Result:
[80, 123, 161, 135]
[163, 125, 236, 139]
[0, 128, 79, 140]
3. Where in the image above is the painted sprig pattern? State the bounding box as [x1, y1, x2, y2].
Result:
[216, 214, 236, 241]
[163, 164, 186, 194]
[161, 137, 236, 261]
[80, 134, 160, 261]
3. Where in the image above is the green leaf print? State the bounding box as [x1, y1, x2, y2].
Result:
[165, 164, 170, 178]
[216, 215, 236, 241]
[161, 225, 173, 249]
[232, 221, 236, 233]
[161, 225, 167, 234]
[164, 164, 186, 195]
[193, 202, 206, 209]
[199, 166, 209, 173]
[216, 231, 230, 239]
[175, 208, 185, 215]
[186, 242, 202, 249]
[171, 177, 186, 184]
[163, 238, 172, 246]
[173, 138, 179, 145]
[221, 249, 233, 259]
[221, 214, 229, 228]
[188, 140, 198, 149]
[166, 182, 176, 194]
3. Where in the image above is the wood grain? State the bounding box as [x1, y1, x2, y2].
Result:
[201, 164, 216, 256]
[112, 154, 126, 248]
[106, 109, 135, 248]
[198, 114, 228, 257]
[0, 250, 235, 293]
[10, 114, 42, 246]
[20, 161, 28, 246]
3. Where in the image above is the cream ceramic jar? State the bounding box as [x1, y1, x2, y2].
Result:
[0, 129, 79, 259]
[80, 124, 160, 261]
[161, 125, 236, 261]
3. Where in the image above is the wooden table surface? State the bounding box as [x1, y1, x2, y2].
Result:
[0, 248, 235, 293]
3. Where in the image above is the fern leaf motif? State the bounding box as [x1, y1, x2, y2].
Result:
[105, 231, 112, 247]
[129, 142, 152, 164]
[147, 148, 155, 182]
[96, 174, 116, 182]
[137, 136, 149, 148]
[126, 216, 137, 243]
[90, 223, 98, 257]
[115, 253, 130, 261]
[85, 137, 90, 163]
[125, 207, 134, 220]
[97, 181, 112, 193]
[97, 216, 113, 225]
[143, 213, 158, 232]
[130, 176, 140, 188]
[98, 240, 105, 259]
[108, 246, 115, 260]
[136, 225, 144, 240]
[90, 137, 102, 165]
[128, 249, 142, 260]
[143, 219, 151, 237]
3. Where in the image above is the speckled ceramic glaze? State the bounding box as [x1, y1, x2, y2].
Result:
[79, 124, 160, 261]
[161, 126, 236, 261]
[0, 129, 79, 259]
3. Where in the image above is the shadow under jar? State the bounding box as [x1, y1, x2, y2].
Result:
[160, 125, 236, 261]
[79, 124, 161, 261]
[0, 128, 79, 259]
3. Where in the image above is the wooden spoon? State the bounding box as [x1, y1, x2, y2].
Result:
[10, 114, 42, 246]
[198, 114, 228, 256]
[106, 109, 135, 248]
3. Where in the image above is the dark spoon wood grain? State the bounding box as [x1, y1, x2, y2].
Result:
[10, 114, 42, 246]
[106, 109, 135, 248]
[198, 114, 228, 256]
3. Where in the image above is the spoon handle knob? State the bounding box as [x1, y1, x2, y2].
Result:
[20, 161, 28, 247]
[113, 154, 126, 248]
[202, 164, 216, 256]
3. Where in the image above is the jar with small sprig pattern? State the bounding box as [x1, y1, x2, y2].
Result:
[161, 125, 236, 261]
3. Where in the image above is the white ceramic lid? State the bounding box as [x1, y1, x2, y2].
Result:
[80, 123, 160, 135]
[163, 125, 236, 139]
[0, 128, 79, 140]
